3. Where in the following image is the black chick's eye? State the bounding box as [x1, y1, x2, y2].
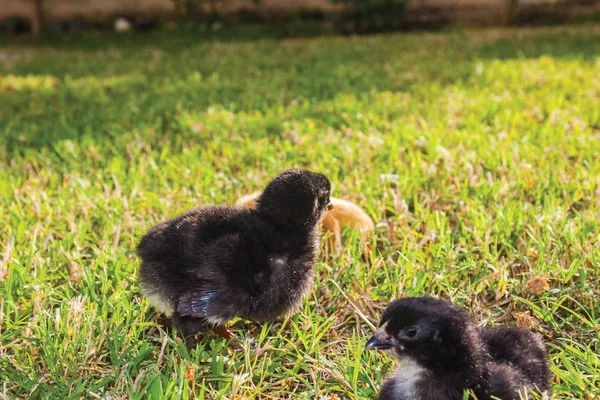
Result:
[403, 327, 419, 340]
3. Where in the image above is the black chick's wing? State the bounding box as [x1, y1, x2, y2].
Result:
[175, 232, 265, 326]
[480, 326, 551, 393]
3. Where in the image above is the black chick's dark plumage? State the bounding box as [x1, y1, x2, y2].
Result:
[137, 169, 332, 346]
[365, 297, 551, 400]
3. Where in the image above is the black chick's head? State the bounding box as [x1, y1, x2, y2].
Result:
[365, 297, 480, 372]
[257, 169, 332, 230]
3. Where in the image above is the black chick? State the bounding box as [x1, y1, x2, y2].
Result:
[137, 169, 332, 347]
[365, 297, 550, 400]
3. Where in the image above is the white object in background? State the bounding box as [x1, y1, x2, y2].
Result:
[114, 17, 132, 32]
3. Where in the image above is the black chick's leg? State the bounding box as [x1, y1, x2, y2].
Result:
[172, 314, 207, 349]
[214, 325, 243, 350]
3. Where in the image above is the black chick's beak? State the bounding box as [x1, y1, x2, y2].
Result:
[365, 335, 395, 351]
[327, 201, 333, 211]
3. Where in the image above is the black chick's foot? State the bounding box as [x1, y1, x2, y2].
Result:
[172, 314, 206, 350]
[213, 325, 244, 351]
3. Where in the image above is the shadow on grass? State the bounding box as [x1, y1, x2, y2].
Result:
[0, 22, 332, 51]
[469, 27, 600, 61]
[2, 23, 599, 58]
[1, 24, 599, 154]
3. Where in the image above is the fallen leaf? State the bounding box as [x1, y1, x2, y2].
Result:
[525, 276, 550, 295]
[69, 261, 82, 283]
[514, 311, 537, 330]
[185, 365, 195, 382]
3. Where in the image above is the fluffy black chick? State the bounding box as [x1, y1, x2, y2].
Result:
[365, 297, 550, 400]
[137, 169, 332, 347]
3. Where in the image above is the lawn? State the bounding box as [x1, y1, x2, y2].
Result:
[1, 24, 599, 399]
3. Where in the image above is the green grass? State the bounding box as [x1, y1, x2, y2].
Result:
[1, 24, 600, 399]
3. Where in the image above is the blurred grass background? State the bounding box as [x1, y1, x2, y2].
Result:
[1, 24, 599, 399]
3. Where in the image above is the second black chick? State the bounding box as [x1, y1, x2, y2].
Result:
[137, 169, 332, 347]
[365, 297, 550, 400]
